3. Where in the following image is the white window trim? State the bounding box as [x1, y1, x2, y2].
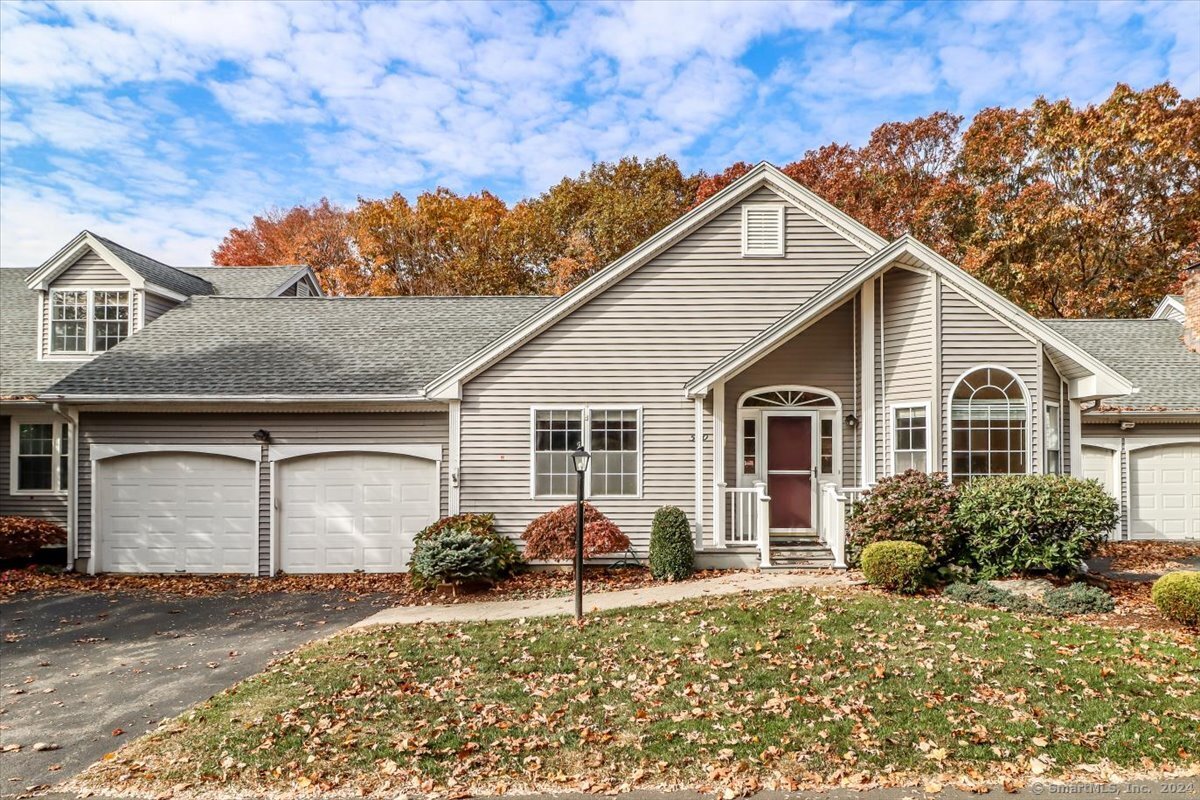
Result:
[947, 364, 1033, 482]
[529, 405, 643, 500]
[889, 402, 933, 475]
[1045, 401, 1062, 475]
[9, 416, 69, 496]
[741, 204, 786, 257]
[735, 386, 843, 488]
[48, 288, 132, 355]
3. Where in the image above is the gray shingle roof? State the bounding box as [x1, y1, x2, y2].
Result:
[91, 234, 213, 297]
[1045, 318, 1200, 412]
[43, 295, 553, 399]
[176, 266, 309, 297]
[0, 268, 84, 399]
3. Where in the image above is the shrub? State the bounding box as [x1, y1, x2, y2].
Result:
[1151, 571, 1200, 626]
[413, 513, 522, 578]
[522, 502, 630, 561]
[1043, 583, 1115, 616]
[408, 528, 499, 589]
[408, 514, 522, 590]
[860, 541, 929, 593]
[0, 517, 67, 560]
[648, 506, 694, 581]
[955, 475, 1118, 579]
[942, 581, 1041, 613]
[847, 470, 959, 566]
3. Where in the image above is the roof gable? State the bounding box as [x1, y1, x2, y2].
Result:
[686, 236, 1134, 401]
[425, 162, 888, 398]
[25, 231, 212, 299]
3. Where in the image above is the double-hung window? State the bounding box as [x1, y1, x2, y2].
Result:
[532, 407, 641, 498]
[50, 289, 130, 353]
[892, 405, 929, 473]
[1045, 402, 1061, 474]
[12, 421, 69, 494]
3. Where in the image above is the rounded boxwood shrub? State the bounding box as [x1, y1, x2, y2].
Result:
[1043, 583, 1115, 616]
[955, 475, 1118, 580]
[648, 505, 694, 581]
[1151, 571, 1200, 626]
[860, 541, 929, 593]
[409, 513, 523, 590]
[408, 528, 499, 589]
[847, 470, 959, 565]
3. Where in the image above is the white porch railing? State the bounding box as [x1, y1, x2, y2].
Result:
[719, 482, 771, 567]
[817, 482, 866, 569]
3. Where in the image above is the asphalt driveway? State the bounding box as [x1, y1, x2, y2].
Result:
[0, 590, 377, 798]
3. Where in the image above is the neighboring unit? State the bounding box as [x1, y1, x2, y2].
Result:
[2, 166, 1197, 576]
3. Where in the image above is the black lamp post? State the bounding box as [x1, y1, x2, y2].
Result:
[571, 444, 591, 622]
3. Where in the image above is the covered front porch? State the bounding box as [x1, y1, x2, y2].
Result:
[695, 299, 867, 570]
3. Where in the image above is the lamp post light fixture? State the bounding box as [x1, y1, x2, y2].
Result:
[571, 445, 591, 622]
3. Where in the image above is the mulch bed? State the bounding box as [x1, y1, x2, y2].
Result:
[1095, 540, 1200, 574]
[0, 564, 725, 605]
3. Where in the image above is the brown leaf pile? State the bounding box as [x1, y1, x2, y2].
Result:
[1096, 541, 1200, 574]
[0, 565, 721, 603]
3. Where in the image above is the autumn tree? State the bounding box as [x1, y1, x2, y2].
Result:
[959, 83, 1199, 317]
[211, 199, 354, 294]
[520, 156, 699, 293]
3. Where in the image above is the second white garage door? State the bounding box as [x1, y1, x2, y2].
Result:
[278, 451, 438, 573]
[1130, 443, 1200, 540]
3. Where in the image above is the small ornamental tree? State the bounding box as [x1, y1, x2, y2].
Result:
[522, 502, 630, 561]
[847, 470, 960, 566]
[648, 506, 694, 581]
[0, 517, 67, 560]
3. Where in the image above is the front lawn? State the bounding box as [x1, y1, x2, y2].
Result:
[77, 590, 1199, 796]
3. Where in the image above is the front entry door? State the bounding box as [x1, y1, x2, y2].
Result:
[765, 413, 816, 530]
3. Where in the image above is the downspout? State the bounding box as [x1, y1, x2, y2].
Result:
[51, 402, 79, 571]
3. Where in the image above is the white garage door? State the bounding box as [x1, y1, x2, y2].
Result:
[98, 452, 257, 573]
[278, 451, 438, 573]
[1130, 443, 1200, 540]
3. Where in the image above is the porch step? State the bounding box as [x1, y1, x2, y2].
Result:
[767, 541, 836, 570]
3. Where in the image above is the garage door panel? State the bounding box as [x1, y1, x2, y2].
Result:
[279, 451, 436, 573]
[1130, 443, 1200, 540]
[98, 452, 257, 573]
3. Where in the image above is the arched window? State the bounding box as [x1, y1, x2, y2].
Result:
[950, 367, 1028, 482]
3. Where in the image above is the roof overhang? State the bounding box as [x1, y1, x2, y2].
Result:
[36, 393, 434, 406]
[423, 162, 889, 400]
[685, 236, 1136, 402]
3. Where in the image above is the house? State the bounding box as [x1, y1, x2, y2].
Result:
[2, 164, 1197, 576]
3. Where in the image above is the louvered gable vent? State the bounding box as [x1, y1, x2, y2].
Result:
[741, 204, 785, 256]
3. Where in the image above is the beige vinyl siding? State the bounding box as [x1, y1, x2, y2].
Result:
[940, 284, 1041, 475]
[76, 411, 449, 575]
[51, 252, 127, 288]
[1042, 353, 1066, 473]
[878, 267, 935, 476]
[723, 301, 859, 488]
[143, 292, 178, 324]
[0, 416, 70, 525]
[460, 186, 871, 551]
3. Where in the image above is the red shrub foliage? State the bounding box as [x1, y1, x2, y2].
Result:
[0, 516, 67, 560]
[521, 502, 631, 560]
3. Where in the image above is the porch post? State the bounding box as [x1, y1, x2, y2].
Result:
[1068, 400, 1084, 478]
[859, 279, 876, 485]
[712, 382, 725, 547]
[693, 395, 704, 547]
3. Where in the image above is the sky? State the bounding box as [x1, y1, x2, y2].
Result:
[1, 0, 1197, 268]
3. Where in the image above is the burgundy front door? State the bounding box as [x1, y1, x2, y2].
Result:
[766, 414, 814, 529]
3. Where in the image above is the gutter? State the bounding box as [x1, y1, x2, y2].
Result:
[36, 393, 432, 405]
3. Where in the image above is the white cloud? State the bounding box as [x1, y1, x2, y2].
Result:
[0, 0, 1195, 267]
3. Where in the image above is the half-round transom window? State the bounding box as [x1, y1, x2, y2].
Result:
[742, 390, 836, 408]
[951, 367, 1027, 482]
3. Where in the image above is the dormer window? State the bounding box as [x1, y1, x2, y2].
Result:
[50, 289, 130, 353]
[741, 204, 785, 257]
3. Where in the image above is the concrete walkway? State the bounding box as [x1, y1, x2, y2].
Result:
[354, 570, 850, 628]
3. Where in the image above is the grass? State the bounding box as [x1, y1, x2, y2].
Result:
[81, 589, 1200, 795]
